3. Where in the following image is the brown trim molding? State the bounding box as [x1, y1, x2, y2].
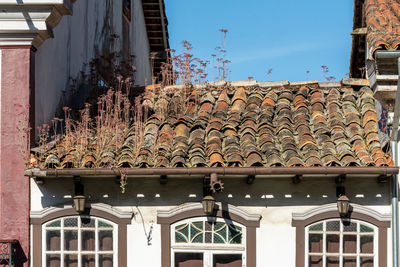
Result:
[31, 205, 131, 267]
[292, 206, 390, 267]
[157, 203, 261, 267]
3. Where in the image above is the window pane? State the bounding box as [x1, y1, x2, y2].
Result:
[64, 230, 78, 251]
[47, 220, 61, 228]
[175, 252, 203, 267]
[99, 254, 113, 267]
[343, 235, 357, 254]
[360, 235, 374, 254]
[360, 224, 374, 233]
[82, 254, 96, 267]
[205, 232, 212, 243]
[99, 230, 113, 251]
[326, 221, 340, 231]
[46, 230, 60, 251]
[64, 254, 78, 267]
[64, 217, 78, 227]
[326, 234, 340, 253]
[98, 220, 113, 228]
[343, 257, 356, 267]
[327, 257, 339, 267]
[343, 222, 357, 232]
[81, 218, 95, 228]
[82, 231, 95, 251]
[46, 254, 60, 267]
[309, 234, 323, 253]
[227, 224, 242, 244]
[213, 254, 242, 267]
[309, 223, 323, 231]
[360, 257, 374, 267]
[309, 256, 322, 267]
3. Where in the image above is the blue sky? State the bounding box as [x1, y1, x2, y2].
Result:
[164, 0, 354, 83]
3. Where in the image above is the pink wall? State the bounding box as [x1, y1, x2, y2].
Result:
[0, 47, 33, 266]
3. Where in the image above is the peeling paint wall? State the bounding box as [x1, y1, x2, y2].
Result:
[31, 176, 392, 266]
[35, 0, 152, 128]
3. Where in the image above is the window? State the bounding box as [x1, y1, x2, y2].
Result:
[43, 216, 117, 267]
[306, 219, 376, 267]
[171, 218, 245, 267]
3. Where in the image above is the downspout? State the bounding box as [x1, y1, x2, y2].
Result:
[376, 51, 400, 267]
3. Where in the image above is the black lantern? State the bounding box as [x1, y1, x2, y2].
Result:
[73, 195, 86, 213]
[337, 194, 350, 217]
[202, 195, 215, 215]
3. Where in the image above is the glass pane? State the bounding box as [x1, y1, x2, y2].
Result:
[64, 230, 78, 251]
[327, 257, 339, 267]
[360, 257, 374, 267]
[192, 233, 203, 243]
[360, 224, 374, 233]
[46, 230, 60, 251]
[64, 254, 78, 267]
[46, 254, 60, 267]
[360, 235, 374, 254]
[176, 223, 189, 241]
[64, 217, 78, 227]
[47, 220, 61, 228]
[98, 220, 113, 228]
[228, 224, 242, 244]
[343, 257, 357, 267]
[175, 232, 188, 243]
[326, 221, 340, 231]
[205, 221, 212, 231]
[82, 231, 95, 251]
[326, 234, 340, 253]
[213, 233, 225, 244]
[190, 224, 202, 241]
[213, 254, 242, 267]
[343, 222, 357, 232]
[81, 218, 95, 228]
[343, 235, 357, 253]
[309, 223, 323, 231]
[99, 254, 113, 267]
[309, 234, 323, 253]
[205, 232, 212, 243]
[99, 230, 113, 251]
[82, 254, 95, 267]
[309, 256, 322, 267]
[175, 252, 203, 267]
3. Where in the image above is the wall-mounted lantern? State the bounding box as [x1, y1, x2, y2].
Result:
[337, 194, 350, 217]
[202, 195, 215, 215]
[73, 195, 86, 213]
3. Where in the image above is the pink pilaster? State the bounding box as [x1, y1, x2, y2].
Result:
[0, 46, 34, 266]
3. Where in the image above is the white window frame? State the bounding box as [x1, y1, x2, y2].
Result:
[42, 216, 118, 267]
[305, 219, 378, 267]
[171, 217, 246, 267]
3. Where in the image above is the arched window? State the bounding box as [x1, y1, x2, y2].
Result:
[306, 219, 377, 266]
[292, 204, 390, 267]
[43, 216, 117, 267]
[157, 203, 261, 267]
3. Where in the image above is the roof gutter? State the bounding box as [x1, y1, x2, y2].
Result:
[24, 166, 399, 178]
[375, 50, 400, 267]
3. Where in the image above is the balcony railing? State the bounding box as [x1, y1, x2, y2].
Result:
[0, 239, 17, 267]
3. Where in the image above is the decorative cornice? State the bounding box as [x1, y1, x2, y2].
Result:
[0, 0, 73, 47]
[292, 203, 391, 222]
[30, 203, 132, 219]
[157, 202, 261, 222]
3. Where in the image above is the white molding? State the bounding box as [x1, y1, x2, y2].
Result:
[157, 202, 261, 222]
[292, 203, 391, 222]
[0, 0, 73, 47]
[30, 203, 132, 219]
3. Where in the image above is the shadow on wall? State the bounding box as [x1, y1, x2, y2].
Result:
[35, 176, 391, 209]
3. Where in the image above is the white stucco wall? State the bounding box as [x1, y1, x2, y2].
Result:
[30, 175, 393, 266]
[35, 0, 152, 128]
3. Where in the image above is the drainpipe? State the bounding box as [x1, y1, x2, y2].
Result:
[375, 51, 400, 267]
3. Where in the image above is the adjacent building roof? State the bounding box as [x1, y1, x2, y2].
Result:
[365, 0, 400, 55]
[37, 81, 393, 169]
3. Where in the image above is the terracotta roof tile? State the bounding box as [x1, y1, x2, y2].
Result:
[39, 84, 393, 169]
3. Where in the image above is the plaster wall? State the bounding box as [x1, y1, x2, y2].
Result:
[34, 0, 152, 128]
[31, 176, 392, 266]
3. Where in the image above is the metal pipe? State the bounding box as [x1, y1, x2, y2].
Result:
[375, 51, 400, 59]
[24, 166, 399, 178]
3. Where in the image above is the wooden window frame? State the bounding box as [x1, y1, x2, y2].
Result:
[292, 204, 390, 267]
[31, 204, 132, 267]
[157, 203, 261, 267]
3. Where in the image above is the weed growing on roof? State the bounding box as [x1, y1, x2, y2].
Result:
[321, 65, 336, 82]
